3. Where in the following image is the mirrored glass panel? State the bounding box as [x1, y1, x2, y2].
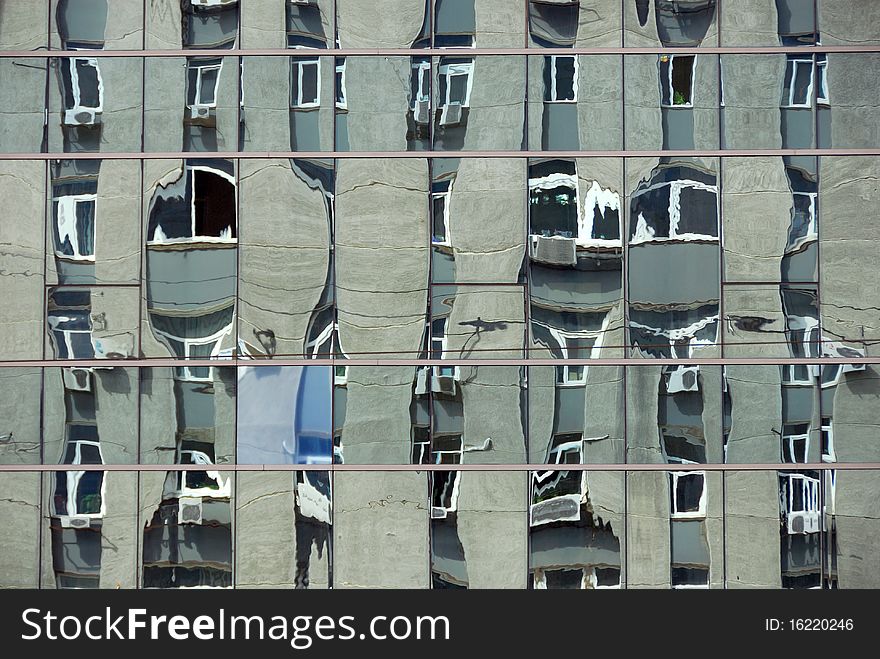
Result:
[241, 55, 334, 152]
[529, 157, 624, 359]
[528, 0, 621, 48]
[43, 366, 138, 465]
[725, 469, 824, 589]
[624, 0, 718, 47]
[820, 157, 880, 350]
[142, 158, 237, 361]
[238, 158, 334, 358]
[47, 159, 141, 286]
[626, 157, 720, 358]
[819, 2, 880, 45]
[0, 160, 45, 359]
[627, 365, 723, 464]
[0, 58, 47, 153]
[435, 0, 524, 48]
[722, 156, 818, 284]
[241, 0, 335, 50]
[527, 54, 623, 151]
[46, 286, 140, 360]
[430, 365, 527, 464]
[0, 2, 49, 50]
[0, 368, 42, 465]
[818, 364, 880, 464]
[431, 284, 527, 359]
[825, 469, 880, 588]
[628, 469, 722, 588]
[48, 55, 143, 153]
[335, 0, 430, 49]
[236, 470, 332, 589]
[722, 284, 818, 358]
[529, 469, 624, 589]
[431, 470, 527, 589]
[336, 158, 429, 359]
[147, 0, 239, 50]
[43, 469, 139, 589]
[334, 366, 423, 465]
[139, 366, 236, 467]
[530, 366, 625, 464]
[140, 468, 234, 588]
[720, 0, 816, 47]
[144, 56, 240, 152]
[237, 365, 332, 465]
[333, 471, 429, 588]
[625, 54, 720, 150]
[431, 158, 526, 285]
[51, 0, 144, 50]
[431, 56, 526, 151]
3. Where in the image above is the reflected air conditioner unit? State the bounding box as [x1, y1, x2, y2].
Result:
[530, 235, 577, 266]
[191, 0, 237, 6]
[530, 494, 581, 527]
[59, 515, 91, 529]
[190, 104, 211, 120]
[64, 108, 98, 126]
[414, 99, 430, 125]
[432, 373, 457, 395]
[431, 506, 449, 519]
[178, 497, 203, 525]
[440, 102, 463, 126]
[667, 365, 700, 394]
[787, 510, 819, 535]
[62, 367, 93, 392]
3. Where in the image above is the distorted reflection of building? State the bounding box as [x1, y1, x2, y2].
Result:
[529, 469, 622, 589]
[627, 158, 720, 358]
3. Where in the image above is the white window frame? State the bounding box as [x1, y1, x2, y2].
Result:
[781, 316, 820, 385]
[431, 188, 452, 247]
[629, 314, 720, 359]
[438, 60, 474, 109]
[56, 439, 106, 519]
[148, 165, 237, 245]
[291, 56, 321, 109]
[781, 428, 810, 464]
[412, 59, 431, 109]
[431, 454, 462, 519]
[335, 58, 347, 109]
[306, 321, 348, 385]
[816, 56, 829, 105]
[786, 191, 818, 253]
[670, 470, 707, 520]
[659, 54, 696, 108]
[546, 55, 578, 102]
[190, 60, 222, 108]
[547, 435, 584, 466]
[47, 311, 93, 359]
[783, 57, 814, 109]
[630, 178, 719, 244]
[821, 417, 835, 463]
[54, 194, 97, 261]
[784, 473, 820, 516]
[431, 318, 461, 381]
[545, 314, 610, 386]
[176, 449, 231, 499]
[66, 56, 104, 115]
[153, 324, 232, 383]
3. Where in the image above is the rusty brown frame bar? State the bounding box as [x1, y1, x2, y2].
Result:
[4, 45, 880, 57]
[3, 149, 880, 159]
[0, 463, 876, 471]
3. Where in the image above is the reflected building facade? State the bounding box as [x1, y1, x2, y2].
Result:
[0, 1, 879, 590]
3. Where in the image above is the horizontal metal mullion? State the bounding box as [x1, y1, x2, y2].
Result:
[3, 45, 879, 57]
[2, 357, 879, 368]
[3, 149, 880, 160]
[0, 463, 876, 472]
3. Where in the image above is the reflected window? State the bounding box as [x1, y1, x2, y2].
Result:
[286, 0, 327, 48]
[48, 290, 95, 359]
[291, 56, 321, 108]
[531, 469, 583, 524]
[543, 55, 577, 102]
[148, 165, 236, 244]
[547, 433, 583, 465]
[53, 194, 96, 261]
[430, 318, 460, 384]
[630, 173, 718, 243]
[782, 56, 814, 108]
[335, 58, 347, 109]
[187, 59, 222, 118]
[411, 58, 431, 124]
[149, 307, 235, 381]
[437, 59, 473, 126]
[669, 471, 706, 519]
[54, 439, 104, 520]
[821, 417, 835, 463]
[172, 449, 230, 499]
[61, 56, 103, 126]
[528, 1, 579, 47]
[780, 473, 820, 534]
[434, 0, 476, 48]
[659, 54, 695, 107]
[816, 55, 828, 104]
[431, 470, 461, 519]
[781, 424, 810, 463]
[431, 181, 452, 245]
